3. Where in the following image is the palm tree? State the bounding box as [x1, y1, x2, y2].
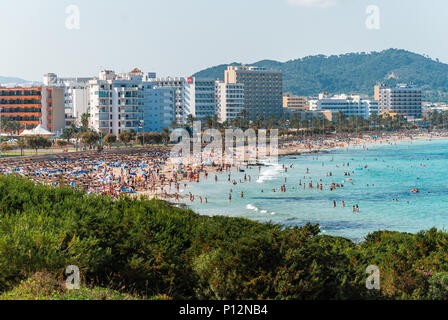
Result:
[212, 115, 219, 128]
[204, 116, 214, 129]
[0, 118, 16, 134]
[17, 138, 26, 157]
[170, 121, 178, 130]
[186, 114, 196, 129]
[80, 113, 90, 132]
[161, 127, 170, 145]
[9, 122, 21, 135]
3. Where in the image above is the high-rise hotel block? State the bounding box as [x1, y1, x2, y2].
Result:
[216, 81, 244, 123]
[89, 69, 146, 135]
[141, 84, 175, 133]
[187, 77, 216, 122]
[150, 77, 194, 125]
[224, 65, 283, 120]
[375, 83, 422, 119]
[0, 86, 65, 134]
[89, 69, 175, 135]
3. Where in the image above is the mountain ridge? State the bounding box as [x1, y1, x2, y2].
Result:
[192, 49, 448, 101]
[0, 76, 30, 85]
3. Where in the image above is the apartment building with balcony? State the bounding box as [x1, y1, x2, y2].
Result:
[0, 87, 42, 130]
[89, 70, 146, 135]
[0, 86, 65, 134]
[148, 77, 193, 125]
[44, 73, 93, 125]
[44, 73, 92, 128]
[283, 92, 307, 111]
[215, 81, 244, 123]
[141, 84, 175, 133]
[89, 69, 176, 135]
[374, 83, 422, 120]
[186, 77, 216, 122]
[224, 65, 283, 120]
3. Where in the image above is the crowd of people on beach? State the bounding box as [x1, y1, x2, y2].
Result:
[0, 148, 181, 199]
[0, 130, 444, 212]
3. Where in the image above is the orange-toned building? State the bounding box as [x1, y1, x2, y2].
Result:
[0, 86, 65, 133]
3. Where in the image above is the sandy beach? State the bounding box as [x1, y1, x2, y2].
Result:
[0, 130, 446, 202]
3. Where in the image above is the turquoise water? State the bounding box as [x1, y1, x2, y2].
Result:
[180, 138, 448, 242]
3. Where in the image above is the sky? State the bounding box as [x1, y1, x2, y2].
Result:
[0, 0, 447, 81]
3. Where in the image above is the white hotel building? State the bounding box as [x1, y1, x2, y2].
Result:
[149, 77, 194, 125]
[43, 73, 92, 127]
[188, 78, 216, 122]
[89, 69, 148, 135]
[89, 69, 178, 135]
[310, 93, 378, 119]
[375, 84, 422, 120]
[216, 81, 244, 123]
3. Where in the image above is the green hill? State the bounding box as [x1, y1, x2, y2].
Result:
[193, 49, 448, 102]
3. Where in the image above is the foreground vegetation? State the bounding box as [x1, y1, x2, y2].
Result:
[1, 175, 448, 300]
[0, 272, 142, 300]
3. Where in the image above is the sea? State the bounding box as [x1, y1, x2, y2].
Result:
[179, 138, 448, 242]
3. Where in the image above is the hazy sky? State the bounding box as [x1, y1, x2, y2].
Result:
[0, 0, 446, 81]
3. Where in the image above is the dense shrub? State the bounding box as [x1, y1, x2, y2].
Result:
[1, 175, 448, 300]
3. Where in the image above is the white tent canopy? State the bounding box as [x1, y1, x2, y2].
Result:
[20, 124, 54, 136]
